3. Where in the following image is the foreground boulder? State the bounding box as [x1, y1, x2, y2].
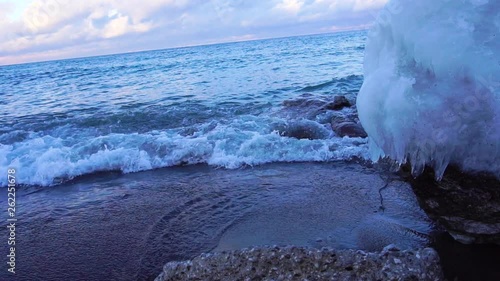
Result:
[155, 246, 443, 281]
[403, 165, 500, 245]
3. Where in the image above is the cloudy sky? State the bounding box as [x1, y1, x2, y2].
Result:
[0, 0, 387, 65]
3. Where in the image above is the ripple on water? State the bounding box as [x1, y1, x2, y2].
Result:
[1, 162, 433, 281]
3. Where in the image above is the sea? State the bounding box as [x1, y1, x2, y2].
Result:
[0, 31, 497, 281]
[0, 31, 367, 186]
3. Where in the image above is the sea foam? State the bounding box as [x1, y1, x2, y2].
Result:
[357, 0, 500, 179]
[0, 116, 368, 186]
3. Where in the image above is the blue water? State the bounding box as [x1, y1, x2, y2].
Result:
[0, 162, 433, 281]
[0, 32, 394, 281]
[0, 31, 368, 186]
[0, 27, 498, 281]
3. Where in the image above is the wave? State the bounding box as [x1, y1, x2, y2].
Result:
[357, 0, 500, 179]
[299, 75, 363, 93]
[0, 116, 368, 186]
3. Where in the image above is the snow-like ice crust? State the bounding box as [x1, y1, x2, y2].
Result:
[357, 0, 500, 179]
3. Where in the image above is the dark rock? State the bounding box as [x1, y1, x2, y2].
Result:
[324, 95, 351, 110]
[330, 114, 350, 124]
[155, 246, 443, 281]
[431, 232, 500, 281]
[277, 120, 330, 140]
[282, 97, 326, 108]
[281, 95, 331, 120]
[402, 165, 500, 245]
[331, 121, 368, 138]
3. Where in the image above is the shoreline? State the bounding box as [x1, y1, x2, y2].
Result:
[155, 245, 443, 281]
[3, 162, 499, 280]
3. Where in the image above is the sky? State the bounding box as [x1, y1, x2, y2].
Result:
[0, 0, 388, 65]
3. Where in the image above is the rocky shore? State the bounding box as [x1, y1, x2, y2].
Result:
[402, 165, 500, 245]
[153, 91, 498, 280]
[152, 161, 500, 281]
[155, 245, 443, 281]
[322, 93, 500, 246]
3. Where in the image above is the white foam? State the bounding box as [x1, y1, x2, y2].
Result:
[0, 117, 369, 186]
[357, 0, 500, 179]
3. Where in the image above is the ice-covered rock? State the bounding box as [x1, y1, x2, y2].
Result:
[357, 0, 500, 179]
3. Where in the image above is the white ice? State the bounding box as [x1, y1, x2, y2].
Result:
[357, 0, 500, 179]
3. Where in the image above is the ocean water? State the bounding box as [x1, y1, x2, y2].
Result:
[0, 162, 433, 281]
[0, 31, 368, 187]
[0, 31, 439, 281]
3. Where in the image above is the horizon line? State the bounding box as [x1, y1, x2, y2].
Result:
[0, 28, 369, 68]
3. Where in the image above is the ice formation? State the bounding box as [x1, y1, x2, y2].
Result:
[357, 0, 500, 179]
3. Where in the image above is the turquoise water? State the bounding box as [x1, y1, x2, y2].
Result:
[0, 31, 368, 186]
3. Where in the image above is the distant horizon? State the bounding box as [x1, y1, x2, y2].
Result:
[0, 0, 386, 66]
[0, 28, 369, 67]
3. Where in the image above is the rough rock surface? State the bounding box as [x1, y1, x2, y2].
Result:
[278, 120, 330, 140]
[155, 246, 443, 281]
[331, 121, 368, 138]
[324, 95, 351, 110]
[402, 165, 500, 245]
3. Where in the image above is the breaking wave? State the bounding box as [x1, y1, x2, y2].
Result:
[0, 116, 368, 186]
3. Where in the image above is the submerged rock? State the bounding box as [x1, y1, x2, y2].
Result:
[403, 165, 500, 245]
[155, 246, 443, 281]
[282, 94, 327, 108]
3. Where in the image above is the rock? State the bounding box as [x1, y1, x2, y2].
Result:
[430, 232, 500, 281]
[324, 95, 351, 110]
[330, 114, 349, 124]
[402, 165, 500, 245]
[281, 94, 335, 120]
[155, 246, 443, 281]
[277, 120, 330, 140]
[331, 121, 368, 138]
[282, 97, 326, 108]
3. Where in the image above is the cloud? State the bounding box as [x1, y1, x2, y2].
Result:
[275, 0, 305, 15]
[0, 0, 388, 65]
